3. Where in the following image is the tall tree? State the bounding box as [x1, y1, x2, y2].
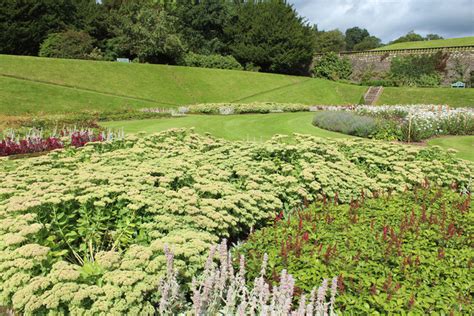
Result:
[345, 27, 369, 51]
[225, 0, 314, 75]
[172, 0, 232, 55]
[391, 31, 424, 44]
[0, 0, 76, 55]
[425, 33, 444, 41]
[314, 29, 346, 53]
[353, 35, 382, 51]
[107, 1, 185, 63]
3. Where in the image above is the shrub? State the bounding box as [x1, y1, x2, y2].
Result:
[312, 111, 380, 138]
[388, 52, 446, 87]
[313, 52, 352, 81]
[39, 30, 95, 59]
[186, 102, 311, 114]
[0, 130, 471, 314]
[181, 53, 243, 70]
[236, 187, 473, 314]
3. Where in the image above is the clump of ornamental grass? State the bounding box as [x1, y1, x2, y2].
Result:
[157, 240, 338, 315]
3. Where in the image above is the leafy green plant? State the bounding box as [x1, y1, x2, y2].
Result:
[237, 187, 473, 314]
[39, 30, 96, 60]
[180, 53, 243, 70]
[313, 52, 352, 81]
[388, 52, 446, 87]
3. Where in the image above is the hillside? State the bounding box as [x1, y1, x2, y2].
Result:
[376, 36, 474, 51]
[0, 54, 473, 115]
[0, 55, 364, 115]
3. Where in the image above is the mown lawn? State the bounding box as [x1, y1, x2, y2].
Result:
[427, 136, 474, 161]
[378, 86, 474, 108]
[0, 76, 159, 115]
[102, 112, 351, 141]
[375, 36, 474, 50]
[103, 113, 474, 161]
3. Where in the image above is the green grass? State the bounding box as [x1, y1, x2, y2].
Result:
[104, 113, 474, 161]
[427, 136, 474, 161]
[378, 86, 474, 107]
[0, 55, 366, 115]
[0, 76, 160, 115]
[376, 36, 474, 51]
[2, 54, 474, 116]
[102, 112, 351, 141]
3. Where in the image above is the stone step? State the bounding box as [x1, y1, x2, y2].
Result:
[363, 86, 384, 105]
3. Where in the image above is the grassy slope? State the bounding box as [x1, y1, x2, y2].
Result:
[0, 76, 160, 115]
[0, 55, 365, 114]
[102, 112, 351, 141]
[2, 54, 473, 115]
[376, 36, 474, 50]
[379, 87, 474, 107]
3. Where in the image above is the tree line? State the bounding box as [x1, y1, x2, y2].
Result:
[0, 0, 443, 76]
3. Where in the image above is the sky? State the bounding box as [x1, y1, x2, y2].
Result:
[290, 0, 474, 43]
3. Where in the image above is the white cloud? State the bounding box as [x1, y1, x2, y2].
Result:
[290, 0, 474, 42]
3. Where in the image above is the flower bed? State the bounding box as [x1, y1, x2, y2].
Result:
[0, 130, 472, 314]
[312, 105, 474, 142]
[236, 187, 473, 314]
[0, 128, 124, 157]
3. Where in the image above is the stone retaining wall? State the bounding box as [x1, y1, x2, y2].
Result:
[314, 46, 474, 86]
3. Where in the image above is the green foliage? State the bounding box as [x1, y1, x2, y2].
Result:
[180, 53, 243, 70]
[388, 52, 447, 87]
[187, 102, 310, 114]
[237, 187, 473, 314]
[172, 0, 231, 55]
[107, 2, 185, 64]
[225, 0, 315, 75]
[345, 27, 369, 51]
[353, 36, 382, 51]
[39, 30, 96, 59]
[391, 31, 425, 44]
[314, 29, 346, 54]
[425, 33, 444, 41]
[0, 0, 77, 55]
[0, 130, 472, 313]
[313, 52, 352, 81]
[312, 111, 381, 138]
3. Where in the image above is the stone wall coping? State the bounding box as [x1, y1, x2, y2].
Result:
[314, 45, 474, 57]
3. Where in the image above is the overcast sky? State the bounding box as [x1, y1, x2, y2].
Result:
[290, 0, 474, 43]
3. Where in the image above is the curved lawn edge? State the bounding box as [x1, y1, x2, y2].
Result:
[427, 135, 474, 162]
